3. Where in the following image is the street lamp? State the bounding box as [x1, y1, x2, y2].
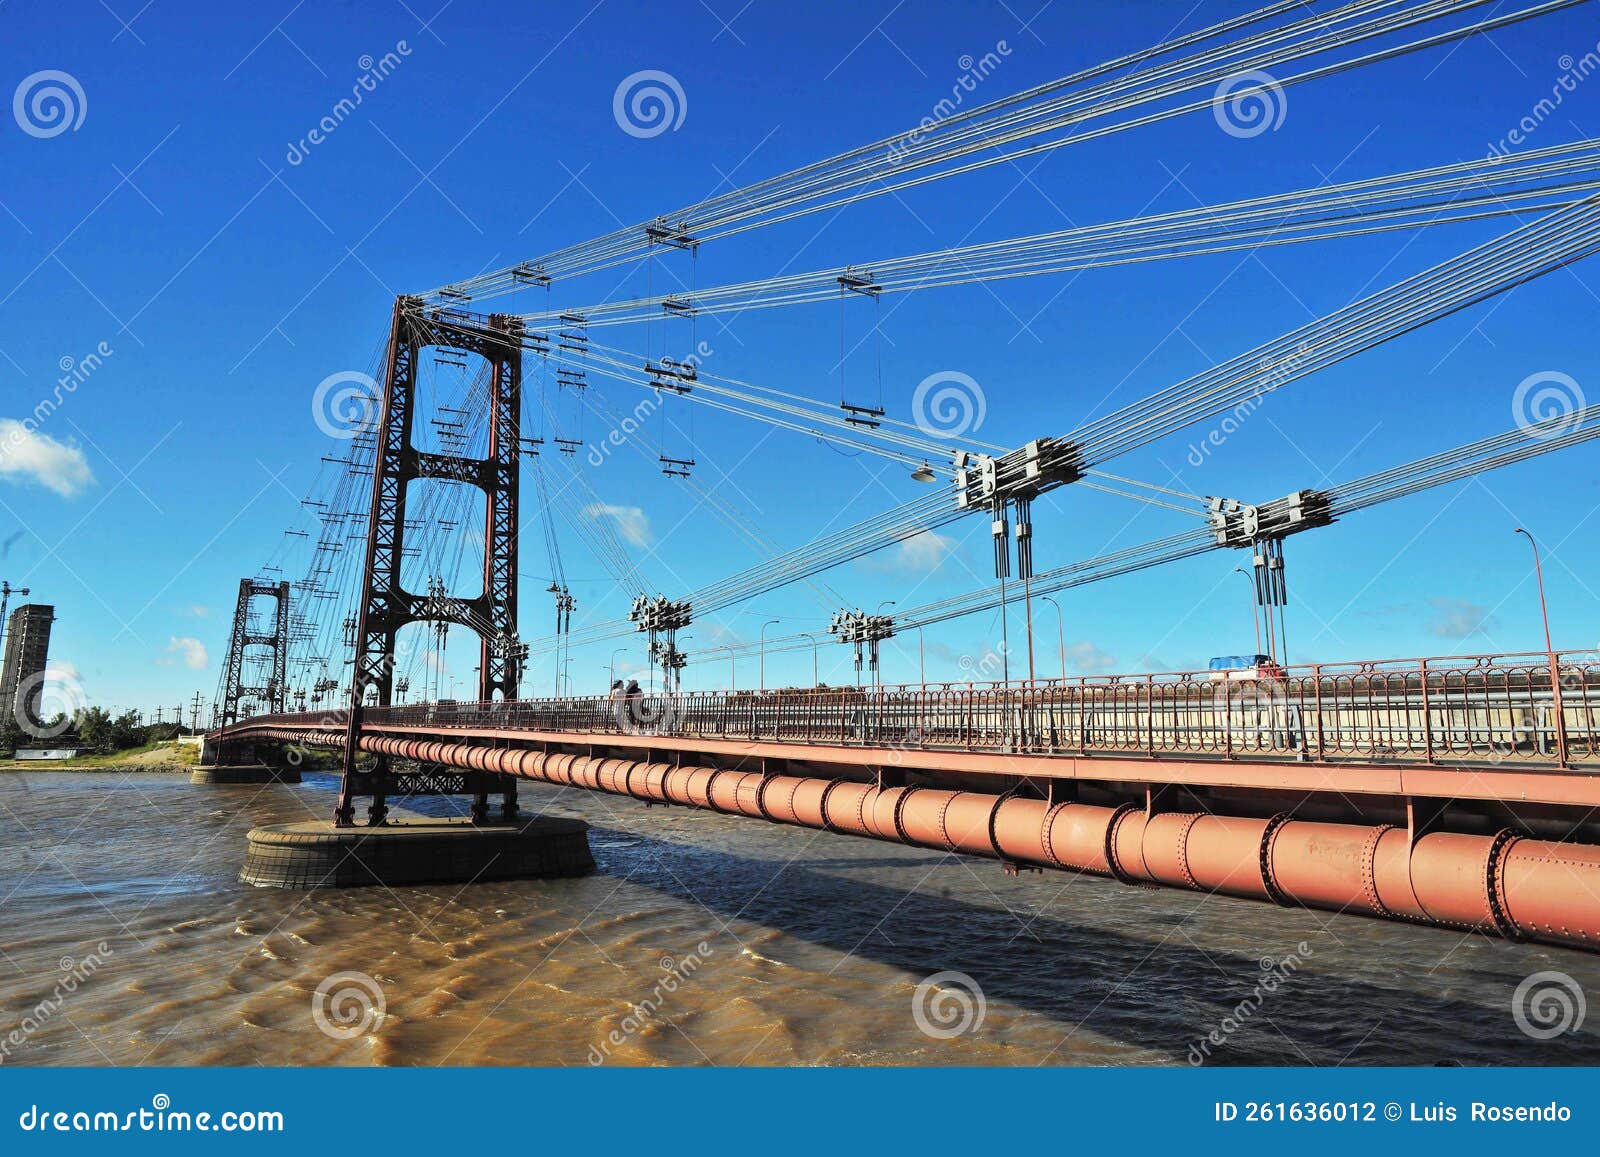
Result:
[1515, 527, 1567, 765]
[1233, 566, 1263, 657]
[1514, 528, 1556, 655]
[608, 647, 627, 689]
[759, 619, 781, 692]
[1040, 595, 1067, 681]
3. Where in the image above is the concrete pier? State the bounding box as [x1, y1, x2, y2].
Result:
[239, 814, 594, 888]
[191, 764, 301, 785]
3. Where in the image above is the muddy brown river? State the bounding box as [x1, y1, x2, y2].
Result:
[2, 771, 1597, 1066]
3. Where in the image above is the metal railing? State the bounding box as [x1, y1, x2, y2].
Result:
[234, 649, 1600, 769]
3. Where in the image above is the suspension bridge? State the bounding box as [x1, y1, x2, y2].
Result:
[207, 0, 1600, 952]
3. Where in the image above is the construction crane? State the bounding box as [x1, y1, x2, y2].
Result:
[0, 580, 31, 660]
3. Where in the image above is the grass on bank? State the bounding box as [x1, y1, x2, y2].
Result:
[0, 740, 202, 772]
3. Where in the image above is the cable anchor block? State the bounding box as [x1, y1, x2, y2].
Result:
[1207, 489, 1333, 548]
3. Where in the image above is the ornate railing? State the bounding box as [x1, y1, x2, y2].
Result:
[229, 650, 1600, 769]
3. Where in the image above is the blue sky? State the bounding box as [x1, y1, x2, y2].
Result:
[5, 0, 1600, 715]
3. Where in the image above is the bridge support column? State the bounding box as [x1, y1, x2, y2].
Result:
[241, 814, 591, 889]
[334, 296, 525, 826]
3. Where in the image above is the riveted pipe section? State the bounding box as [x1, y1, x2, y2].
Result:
[249, 729, 1600, 951]
[1497, 837, 1600, 948]
[822, 781, 877, 837]
[1262, 820, 1395, 917]
[898, 790, 1002, 857]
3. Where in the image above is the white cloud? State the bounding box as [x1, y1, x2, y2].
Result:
[863, 530, 955, 573]
[1427, 597, 1492, 639]
[160, 636, 209, 670]
[0, 420, 93, 497]
[584, 503, 652, 547]
[1066, 641, 1118, 674]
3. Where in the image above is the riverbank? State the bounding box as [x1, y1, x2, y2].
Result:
[0, 740, 200, 772]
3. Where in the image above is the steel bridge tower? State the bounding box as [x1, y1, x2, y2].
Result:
[217, 578, 291, 726]
[335, 296, 525, 826]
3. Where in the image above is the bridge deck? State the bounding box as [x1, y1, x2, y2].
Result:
[225, 650, 1600, 808]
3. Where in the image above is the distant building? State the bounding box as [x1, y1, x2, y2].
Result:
[1, 604, 55, 731]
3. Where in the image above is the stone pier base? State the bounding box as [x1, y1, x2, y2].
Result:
[191, 764, 301, 785]
[239, 815, 594, 889]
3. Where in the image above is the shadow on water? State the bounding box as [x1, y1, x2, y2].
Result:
[285, 776, 1598, 1066]
[573, 820, 1600, 1067]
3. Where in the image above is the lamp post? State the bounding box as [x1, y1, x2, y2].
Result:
[1040, 595, 1066, 681]
[1514, 527, 1566, 765]
[1514, 528, 1555, 654]
[608, 647, 626, 689]
[759, 620, 781, 692]
[1233, 566, 1263, 657]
